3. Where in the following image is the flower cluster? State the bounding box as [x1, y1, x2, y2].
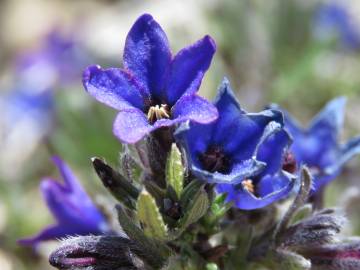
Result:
[20, 14, 360, 270]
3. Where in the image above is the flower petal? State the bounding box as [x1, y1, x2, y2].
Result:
[312, 135, 360, 191]
[18, 225, 72, 246]
[191, 158, 266, 185]
[40, 178, 79, 225]
[309, 96, 346, 147]
[165, 35, 216, 105]
[217, 172, 294, 210]
[51, 156, 86, 195]
[174, 122, 215, 169]
[83, 65, 149, 111]
[256, 129, 292, 176]
[269, 104, 303, 138]
[327, 135, 360, 174]
[212, 79, 283, 159]
[113, 108, 154, 144]
[41, 161, 107, 232]
[123, 14, 171, 100]
[172, 94, 218, 124]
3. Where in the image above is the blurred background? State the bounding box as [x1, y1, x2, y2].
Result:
[1, 0, 360, 269]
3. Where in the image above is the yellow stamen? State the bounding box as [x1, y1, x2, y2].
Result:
[147, 104, 170, 123]
[242, 179, 255, 194]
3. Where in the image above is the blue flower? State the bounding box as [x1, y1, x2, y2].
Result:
[18, 157, 109, 246]
[314, 3, 360, 49]
[16, 29, 89, 89]
[272, 97, 360, 192]
[176, 79, 295, 210]
[83, 14, 218, 144]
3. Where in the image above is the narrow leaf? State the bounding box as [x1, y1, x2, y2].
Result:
[180, 180, 204, 209]
[137, 190, 168, 240]
[166, 143, 185, 199]
[179, 187, 209, 229]
[116, 205, 170, 268]
[92, 157, 139, 209]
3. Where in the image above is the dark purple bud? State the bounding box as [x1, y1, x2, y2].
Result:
[282, 151, 297, 174]
[279, 209, 346, 249]
[302, 241, 360, 270]
[49, 235, 143, 270]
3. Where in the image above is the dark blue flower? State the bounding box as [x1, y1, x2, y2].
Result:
[176, 79, 295, 210]
[83, 14, 218, 144]
[18, 157, 109, 246]
[314, 3, 360, 49]
[272, 97, 360, 192]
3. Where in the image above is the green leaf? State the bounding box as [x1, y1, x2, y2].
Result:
[119, 147, 143, 184]
[206, 193, 232, 227]
[166, 144, 185, 199]
[137, 189, 168, 240]
[116, 205, 171, 268]
[179, 187, 209, 230]
[91, 157, 139, 209]
[180, 180, 204, 209]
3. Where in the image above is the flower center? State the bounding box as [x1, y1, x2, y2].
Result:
[147, 104, 170, 123]
[199, 146, 231, 173]
[282, 151, 297, 174]
[242, 179, 255, 194]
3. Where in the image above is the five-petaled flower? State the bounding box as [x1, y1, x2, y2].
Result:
[83, 14, 218, 144]
[176, 79, 295, 210]
[18, 157, 109, 246]
[272, 97, 360, 193]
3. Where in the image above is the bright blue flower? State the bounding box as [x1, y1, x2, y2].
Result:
[176, 79, 295, 210]
[272, 97, 360, 192]
[18, 157, 109, 246]
[83, 14, 218, 144]
[314, 3, 360, 49]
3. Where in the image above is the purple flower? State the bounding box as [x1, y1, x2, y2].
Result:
[83, 14, 218, 144]
[176, 79, 295, 210]
[272, 97, 360, 192]
[18, 157, 109, 246]
[16, 29, 90, 89]
[314, 3, 360, 49]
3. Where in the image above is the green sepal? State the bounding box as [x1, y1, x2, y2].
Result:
[169, 186, 209, 239]
[166, 143, 185, 199]
[180, 187, 209, 228]
[266, 248, 311, 270]
[119, 146, 143, 184]
[91, 157, 139, 209]
[180, 180, 204, 209]
[116, 205, 171, 269]
[137, 189, 168, 240]
[143, 180, 167, 205]
[289, 204, 313, 225]
[208, 193, 232, 224]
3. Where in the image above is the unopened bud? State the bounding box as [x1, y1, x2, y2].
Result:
[49, 235, 142, 270]
[301, 241, 360, 270]
[279, 209, 346, 249]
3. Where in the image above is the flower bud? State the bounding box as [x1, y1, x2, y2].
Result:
[49, 235, 143, 270]
[279, 209, 346, 249]
[301, 241, 360, 270]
